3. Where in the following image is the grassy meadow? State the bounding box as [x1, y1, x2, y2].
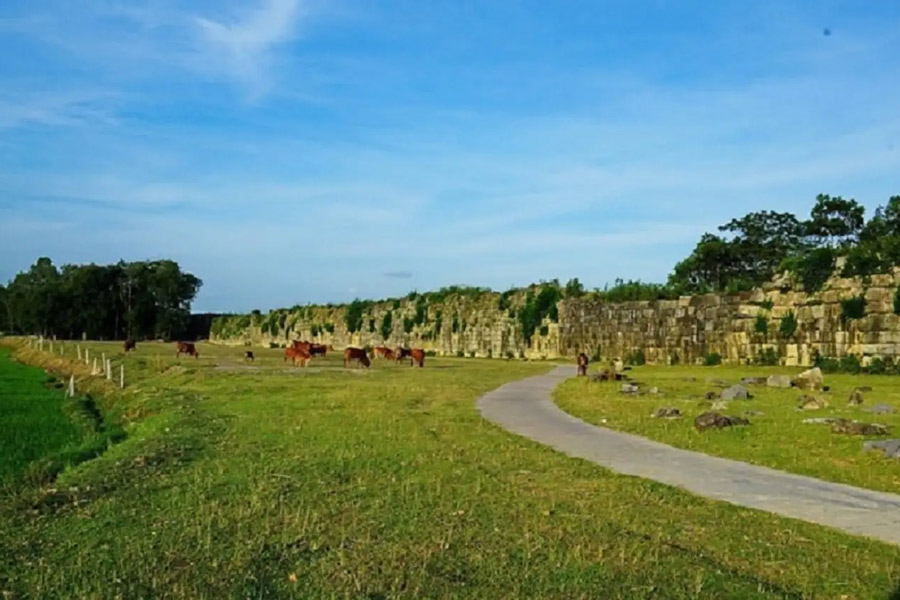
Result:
[555, 364, 900, 494]
[2, 340, 900, 598]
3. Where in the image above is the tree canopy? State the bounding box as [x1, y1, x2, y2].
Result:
[1, 258, 202, 340]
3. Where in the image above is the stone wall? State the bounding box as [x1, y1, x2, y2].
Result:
[559, 268, 900, 366]
[212, 268, 900, 366]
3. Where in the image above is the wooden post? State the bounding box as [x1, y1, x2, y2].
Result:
[85, 348, 90, 365]
[77, 345, 81, 360]
[107, 359, 113, 381]
[120, 364, 124, 389]
[92, 357, 98, 375]
[68, 375, 75, 398]
[39, 337, 43, 352]
[49, 341, 53, 354]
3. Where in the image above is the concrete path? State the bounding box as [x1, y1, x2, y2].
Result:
[478, 365, 900, 546]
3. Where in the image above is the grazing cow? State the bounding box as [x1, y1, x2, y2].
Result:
[123, 339, 137, 352]
[371, 346, 391, 359]
[383, 349, 397, 361]
[309, 343, 328, 357]
[284, 346, 310, 366]
[394, 347, 412, 363]
[410, 348, 425, 368]
[245, 351, 255, 361]
[175, 341, 199, 358]
[577, 352, 589, 376]
[344, 347, 371, 369]
[291, 340, 311, 353]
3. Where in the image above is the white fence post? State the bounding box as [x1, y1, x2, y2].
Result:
[119, 364, 124, 389]
[77, 345, 81, 360]
[68, 374, 75, 398]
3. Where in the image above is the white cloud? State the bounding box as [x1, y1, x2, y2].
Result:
[194, 0, 303, 97]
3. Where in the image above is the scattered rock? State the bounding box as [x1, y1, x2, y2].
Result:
[766, 374, 793, 389]
[651, 407, 682, 419]
[590, 368, 624, 382]
[704, 391, 720, 400]
[865, 404, 896, 415]
[831, 419, 890, 436]
[721, 385, 751, 400]
[711, 400, 729, 411]
[864, 439, 900, 459]
[743, 410, 765, 417]
[613, 359, 625, 372]
[797, 395, 829, 411]
[694, 411, 750, 432]
[847, 388, 865, 406]
[792, 367, 824, 391]
[620, 383, 641, 395]
[740, 376, 768, 385]
[802, 417, 840, 425]
[648, 386, 660, 395]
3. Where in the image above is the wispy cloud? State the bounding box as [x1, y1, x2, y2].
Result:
[194, 0, 304, 98]
[383, 271, 412, 279]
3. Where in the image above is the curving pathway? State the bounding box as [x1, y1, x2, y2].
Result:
[478, 365, 900, 546]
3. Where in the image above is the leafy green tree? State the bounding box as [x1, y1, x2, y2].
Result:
[564, 278, 585, 298]
[719, 210, 805, 282]
[380, 311, 393, 340]
[806, 194, 865, 248]
[668, 234, 743, 294]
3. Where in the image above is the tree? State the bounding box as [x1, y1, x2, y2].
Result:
[668, 234, 744, 294]
[806, 194, 865, 248]
[564, 278, 585, 298]
[719, 210, 805, 282]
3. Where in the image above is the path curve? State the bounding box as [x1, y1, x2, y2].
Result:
[478, 365, 900, 546]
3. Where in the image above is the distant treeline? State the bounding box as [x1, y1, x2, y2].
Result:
[0, 258, 202, 340]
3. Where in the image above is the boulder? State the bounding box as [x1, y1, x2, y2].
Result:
[864, 439, 900, 459]
[620, 383, 641, 395]
[704, 391, 720, 400]
[740, 376, 768, 386]
[694, 411, 750, 432]
[865, 404, 896, 415]
[613, 359, 625, 372]
[797, 395, 829, 411]
[651, 407, 682, 419]
[792, 367, 824, 391]
[711, 400, 729, 411]
[831, 419, 890, 436]
[847, 388, 865, 406]
[766, 374, 793, 389]
[743, 410, 765, 417]
[648, 386, 660, 395]
[721, 385, 751, 400]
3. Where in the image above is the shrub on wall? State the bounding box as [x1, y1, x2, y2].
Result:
[840, 295, 867, 323]
[779, 311, 798, 338]
[627, 349, 646, 366]
[894, 283, 900, 315]
[380, 312, 392, 340]
[753, 347, 780, 366]
[754, 313, 769, 335]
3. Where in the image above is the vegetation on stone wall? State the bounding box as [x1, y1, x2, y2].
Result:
[754, 313, 768, 335]
[840, 295, 867, 323]
[779, 311, 798, 339]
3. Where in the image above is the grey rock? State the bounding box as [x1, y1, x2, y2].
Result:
[848, 388, 865, 406]
[651, 407, 682, 419]
[740, 376, 768, 385]
[766, 374, 793, 389]
[831, 419, 890, 436]
[721, 385, 751, 400]
[803, 417, 840, 425]
[694, 411, 750, 432]
[798, 395, 829, 411]
[793, 367, 824, 391]
[620, 383, 641, 395]
[865, 404, 896, 415]
[864, 439, 900, 459]
[648, 386, 660, 395]
[743, 410, 765, 417]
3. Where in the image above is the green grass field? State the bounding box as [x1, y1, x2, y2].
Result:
[555, 365, 900, 494]
[0, 346, 119, 489]
[2, 341, 900, 598]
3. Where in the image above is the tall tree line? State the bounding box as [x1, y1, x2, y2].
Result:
[0, 258, 202, 340]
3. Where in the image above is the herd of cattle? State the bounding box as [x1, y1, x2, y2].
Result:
[122, 339, 427, 368]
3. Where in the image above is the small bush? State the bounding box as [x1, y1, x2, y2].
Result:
[753, 347, 780, 366]
[403, 316, 414, 334]
[704, 352, 722, 366]
[456, 350, 464, 357]
[779, 311, 798, 338]
[380, 312, 393, 340]
[590, 346, 602, 362]
[792, 247, 836, 293]
[539, 325, 549, 336]
[468, 351, 476, 358]
[867, 356, 887, 375]
[813, 354, 840, 373]
[840, 295, 866, 323]
[754, 313, 769, 335]
[368, 319, 375, 333]
[505, 350, 515, 359]
[669, 352, 680, 365]
[451, 316, 460, 334]
[893, 283, 900, 315]
[323, 323, 335, 334]
[760, 299, 774, 310]
[627, 349, 646, 366]
[310, 324, 320, 337]
[839, 354, 862, 374]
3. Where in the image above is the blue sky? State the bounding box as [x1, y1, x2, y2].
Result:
[0, 1, 898, 312]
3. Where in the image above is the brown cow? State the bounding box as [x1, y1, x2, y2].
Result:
[309, 343, 327, 357]
[577, 352, 589, 376]
[175, 341, 199, 358]
[410, 348, 425, 368]
[371, 346, 391, 359]
[291, 340, 311, 353]
[245, 351, 255, 361]
[123, 339, 137, 352]
[284, 346, 310, 366]
[394, 347, 412, 363]
[383, 349, 397, 360]
[344, 347, 371, 368]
